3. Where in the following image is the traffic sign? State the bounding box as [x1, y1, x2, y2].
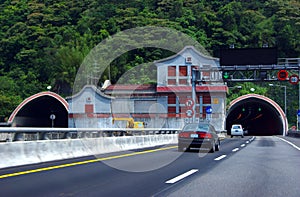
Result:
[186, 109, 194, 117]
[297, 110, 300, 116]
[289, 74, 299, 85]
[277, 70, 288, 81]
[185, 98, 194, 109]
[50, 114, 56, 120]
[206, 106, 212, 114]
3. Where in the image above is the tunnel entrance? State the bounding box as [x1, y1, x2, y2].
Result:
[8, 92, 69, 127]
[226, 94, 288, 136]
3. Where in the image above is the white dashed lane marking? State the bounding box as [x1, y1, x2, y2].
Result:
[165, 169, 199, 184]
[214, 155, 227, 161]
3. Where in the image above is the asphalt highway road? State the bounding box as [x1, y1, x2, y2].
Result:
[0, 136, 300, 197]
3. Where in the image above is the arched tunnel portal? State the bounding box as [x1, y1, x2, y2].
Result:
[226, 94, 288, 136]
[8, 92, 69, 127]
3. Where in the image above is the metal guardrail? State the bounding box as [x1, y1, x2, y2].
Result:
[287, 130, 300, 138]
[0, 127, 181, 142]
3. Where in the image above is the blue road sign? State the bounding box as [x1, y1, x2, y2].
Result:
[297, 110, 300, 116]
[206, 106, 213, 114]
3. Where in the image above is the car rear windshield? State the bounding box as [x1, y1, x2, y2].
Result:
[183, 124, 209, 131]
[232, 125, 241, 129]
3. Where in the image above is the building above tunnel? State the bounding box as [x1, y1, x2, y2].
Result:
[67, 46, 227, 130]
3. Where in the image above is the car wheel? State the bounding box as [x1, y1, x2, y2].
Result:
[215, 141, 220, 151]
[241, 135, 244, 138]
[210, 142, 215, 153]
[186, 146, 191, 152]
[231, 135, 233, 138]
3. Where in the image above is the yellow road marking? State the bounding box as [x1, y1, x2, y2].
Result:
[0, 145, 177, 179]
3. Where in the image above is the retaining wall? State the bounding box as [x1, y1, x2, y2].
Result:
[0, 134, 178, 169]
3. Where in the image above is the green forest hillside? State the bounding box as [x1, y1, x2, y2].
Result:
[0, 0, 299, 124]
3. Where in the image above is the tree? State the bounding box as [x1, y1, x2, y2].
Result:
[227, 82, 268, 106]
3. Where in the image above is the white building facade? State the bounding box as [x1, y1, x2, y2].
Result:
[67, 46, 227, 131]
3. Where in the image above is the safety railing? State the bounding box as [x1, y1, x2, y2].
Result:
[287, 130, 300, 138]
[0, 127, 181, 142]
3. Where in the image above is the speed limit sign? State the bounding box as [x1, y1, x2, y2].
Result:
[186, 109, 194, 117]
[289, 74, 299, 85]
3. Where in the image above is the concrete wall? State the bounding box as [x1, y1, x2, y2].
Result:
[0, 134, 178, 169]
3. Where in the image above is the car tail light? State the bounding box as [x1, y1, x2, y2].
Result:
[179, 132, 190, 138]
[197, 132, 212, 138]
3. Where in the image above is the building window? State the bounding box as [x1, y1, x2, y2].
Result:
[85, 104, 94, 113]
[202, 65, 211, 80]
[179, 66, 187, 76]
[168, 66, 176, 76]
[179, 66, 188, 85]
[168, 79, 176, 85]
[168, 94, 176, 104]
[179, 79, 187, 85]
[168, 107, 176, 113]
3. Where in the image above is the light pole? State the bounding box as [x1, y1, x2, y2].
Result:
[269, 84, 287, 116]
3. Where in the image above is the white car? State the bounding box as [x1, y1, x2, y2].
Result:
[231, 124, 244, 138]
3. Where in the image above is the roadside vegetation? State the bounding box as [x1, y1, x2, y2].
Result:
[0, 0, 299, 124]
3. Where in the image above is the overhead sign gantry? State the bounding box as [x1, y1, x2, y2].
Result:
[219, 47, 300, 83]
[193, 47, 300, 84]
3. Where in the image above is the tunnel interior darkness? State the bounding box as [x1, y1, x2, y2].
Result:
[226, 98, 284, 136]
[12, 95, 68, 127]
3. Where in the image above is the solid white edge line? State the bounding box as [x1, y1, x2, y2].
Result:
[214, 155, 227, 161]
[232, 148, 239, 152]
[165, 169, 199, 184]
[276, 137, 300, 151]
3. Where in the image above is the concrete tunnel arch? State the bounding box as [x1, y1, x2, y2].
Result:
[226, 94, 288, 136]
[8, 92, 69, 127]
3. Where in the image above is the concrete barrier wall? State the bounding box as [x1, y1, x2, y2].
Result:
[0, 134, 178, 169]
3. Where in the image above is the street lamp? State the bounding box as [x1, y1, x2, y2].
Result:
[269, 84, 287, 116]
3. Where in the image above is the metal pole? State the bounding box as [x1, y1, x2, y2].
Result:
[192, 69, 196, 122]
[298, 67, 300, 130]
[284, 85, 287, 117]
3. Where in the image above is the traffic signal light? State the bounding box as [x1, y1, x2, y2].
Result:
[223, 72, 230, 80]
